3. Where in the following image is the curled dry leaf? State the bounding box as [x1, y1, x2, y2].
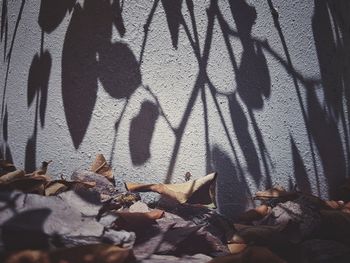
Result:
[238, 205, 271, 223]
[325, 200, 345, 210]
[44, 180, 96, 196]
[227, 242, 247, 254]
[319, 209, 350, 242]
[25, 161, 53, 181]
[254, 186, 297, 201]
[125, 172, 217, 205]
[0, 169, 25, 183]
[90, 154, 114, 184]
[232, 224, 289, 249]
[5, 250, 48, 263]
[0, 175, 48, 194]
[342, 202, 350, 213]
[115, 210, 165, 231]
[5, 244, 135, 263]
[208, 246, 286, 263]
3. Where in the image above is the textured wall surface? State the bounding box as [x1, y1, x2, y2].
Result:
[1, 0, 349, 217]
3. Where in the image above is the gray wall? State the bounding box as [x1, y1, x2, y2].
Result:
[1, 0, 349, 217]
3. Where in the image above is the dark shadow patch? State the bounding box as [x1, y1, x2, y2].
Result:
[129, 101, 159, 165]
[38, 0, 76, 33]
[2, 208, 51, 251]
[1, 0, 8, 60]
[211, 145, 250, 220]
[27, 50, 52, 127]
[61, 2, 106, 149]
[161, 0, 183, 49]
[229, 0, 270, 110]
[1, 106, 12, 163]
[62, 0, 139, 149]
[312, 0, 350, 189]
[229, 93, 261, 183]
[98, 42, 141, 99]
[291, 136, 311, 194]
[112, 0, 126, 37]
[306, 87, 346, 198]
[24, 133, 36, 173]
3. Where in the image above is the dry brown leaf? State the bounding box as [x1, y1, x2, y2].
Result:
[325, 200, 344, 210]
[115, 209, 165, 231]
[0, 175, 48, 194]
[232, 224, 289, 249]
[90, 154, 114, 183]
[5, 244, 134, 263]
[5, 250, 49, 263]
[342, 202, 350, 213]
[319, 209, 350, 242]
[50, 244, 134, 263]
[254, 186, 297, 202]
[44, 180, 96, 196]
[125, 172, 217, 205]
[238, 205, 271, 223]
[27, 161, 52, 179]
[0, 169, 25, 183]
[227, 242, 247, 254]
[208, 246, 286, 263]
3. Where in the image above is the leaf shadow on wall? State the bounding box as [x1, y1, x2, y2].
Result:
[224, 0, 272, 187]
[291, 137, 311, 194]
[161, 0, 183, 49]
[1, 106, 13, 163]
[1, 0, 8, 60]
[62, 0, 140, 149]
[129, 101, 159, 166]
[228, 93, 262, 184]
[229, 0, 271, 110]
[25, 49, 52, 172]
[211, 145, 250, 220]
[38, 0, 76, 33]
[310, 0, 350, 198]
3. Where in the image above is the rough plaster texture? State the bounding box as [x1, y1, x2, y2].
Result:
[1, 0, 349, 218]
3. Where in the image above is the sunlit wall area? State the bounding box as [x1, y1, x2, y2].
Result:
[1, 0, 349, 217]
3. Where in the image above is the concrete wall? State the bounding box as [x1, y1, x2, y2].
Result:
[1, 0, 349, 217]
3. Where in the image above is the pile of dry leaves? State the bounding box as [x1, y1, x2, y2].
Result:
[1, 155, 350, 263]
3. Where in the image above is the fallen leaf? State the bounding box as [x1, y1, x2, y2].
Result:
[90, 154, 114, 184]
[232, 224, 289, 249]
[50, 244, 134, 263]
[5, 244, 135, 263]
[238, 205, 270, 223]
[254, 186, 297, 201]
[0, 175, 48, 194]
[227, 242, 247, 254]
[44, 180, 96, 196]
[5, 250, 49, 263]
[319, 209, 350, 243]
[27, 161, 52, 179]
[72, 170, 117, 200]
[325, 200, 344, 210]
[0, 170, 25, 183]
[342, 202, 350, 213]
[125, 172, 217, 205]
[115, 210, 165, 231]
[301, 239, 350, 263]
[208, 246, 286, 263]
